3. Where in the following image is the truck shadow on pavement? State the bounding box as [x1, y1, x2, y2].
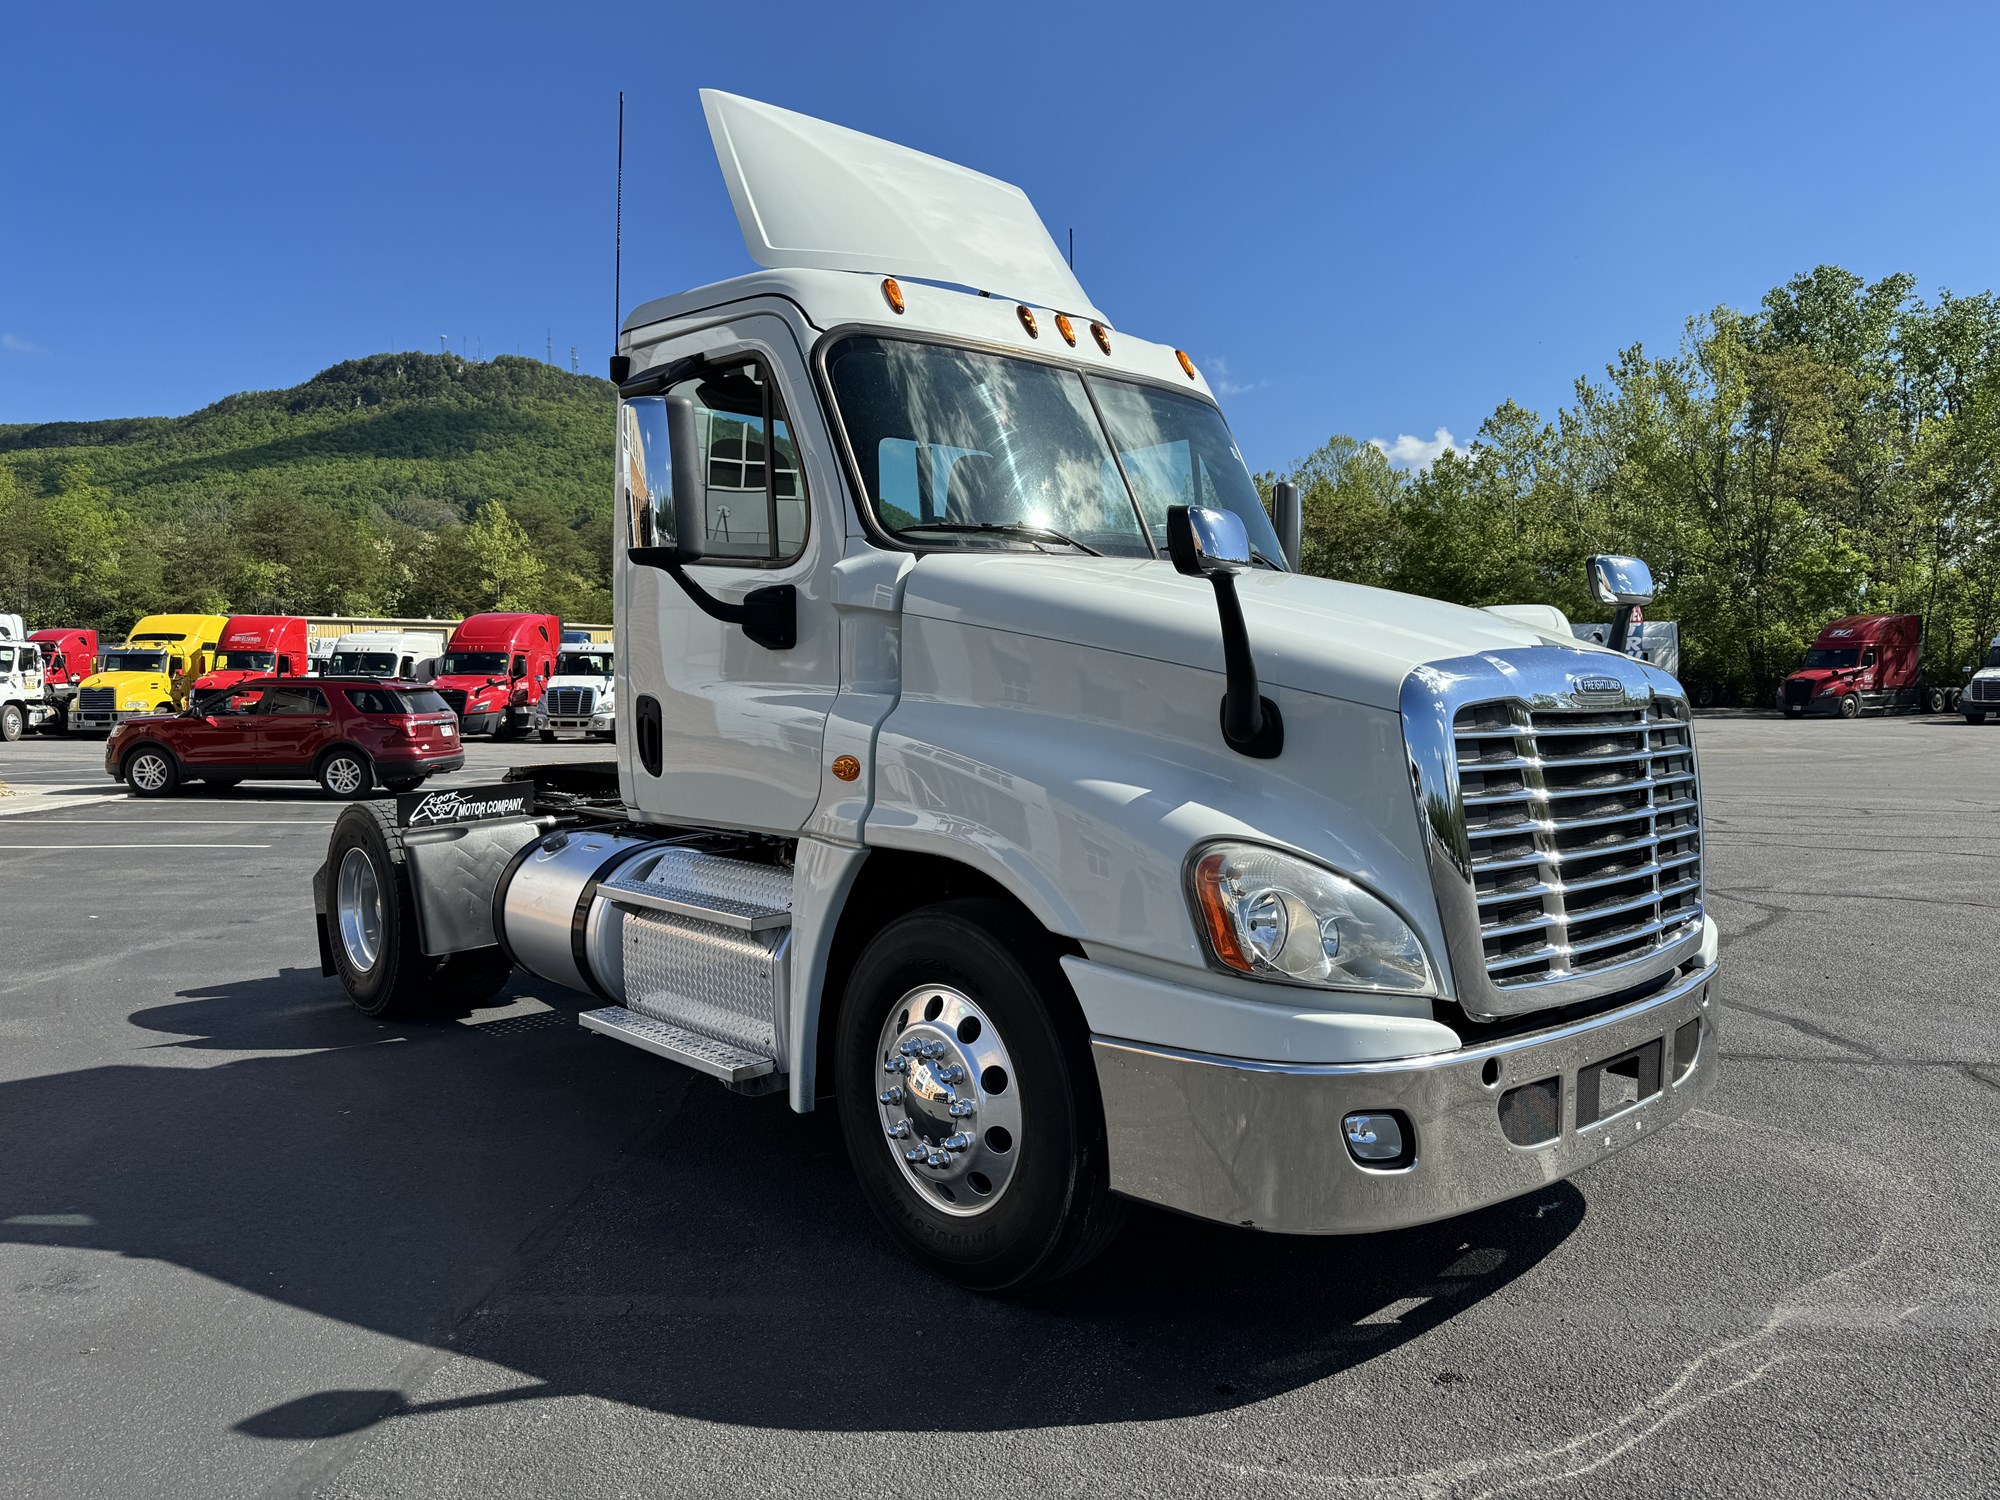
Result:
[0, 967, 1583, 1440]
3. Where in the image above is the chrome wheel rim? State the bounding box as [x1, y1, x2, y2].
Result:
[324, 757, 365, 795]
[875, 983, 1022, 1217]
[129, 753, 169, 791]
[335, 846, 383, 972]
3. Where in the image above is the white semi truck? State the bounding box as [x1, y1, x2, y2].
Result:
[313, 92, 1719, 1289]
[536, 640, 616, 741]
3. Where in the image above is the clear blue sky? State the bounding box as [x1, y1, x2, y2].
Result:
[4, 1, 1995, 476]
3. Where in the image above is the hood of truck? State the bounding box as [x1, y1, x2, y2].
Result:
[80, 670, 173, 700]
[898, 554, 1617, 711]
[546, 674, 612, 692]
[432, 675, 512, 700]
[1785, 667, 1854, 691]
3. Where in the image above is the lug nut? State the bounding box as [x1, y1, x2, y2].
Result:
[883, 1057, 908, 1074]
[925, 1041, 948, 1058]
[886, 1121, 911, 1139]
[936, 1064, 966, 1083]
[926, 1151, 948, 1168]
[942, 1133, 974, 1152]
[899, 1038, 924, 1056]
[948, 1100, 975, 1118]
[879, 1087, 903, 1105]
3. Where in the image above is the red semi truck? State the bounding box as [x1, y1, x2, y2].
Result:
[194, 616, 311, 697]
[29, 628, 97, 729]
[430, 612, 561, 737]
[1779, 614, 1951, 718]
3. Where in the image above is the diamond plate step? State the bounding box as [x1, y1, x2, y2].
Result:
[599, 848, 793, 933]
[579, 1006, 777, 1084]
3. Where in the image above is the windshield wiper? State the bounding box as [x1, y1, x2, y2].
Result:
[898, 521, 1101, 556]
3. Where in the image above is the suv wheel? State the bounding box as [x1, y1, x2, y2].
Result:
[835, 898, 1125, 1291]
[327, 804, 515, 1018]
[124, 746, 181, 797]
[317, 749, 372, 799]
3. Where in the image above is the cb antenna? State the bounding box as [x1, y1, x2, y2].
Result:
[611, 91, 625, 382]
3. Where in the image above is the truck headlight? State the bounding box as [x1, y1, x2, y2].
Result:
[1188, 843, 1436, 993]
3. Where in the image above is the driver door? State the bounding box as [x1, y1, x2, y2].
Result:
[181, 686, 266, 769]
[255, 684, 334, 770]
[616, 313, 840, 835]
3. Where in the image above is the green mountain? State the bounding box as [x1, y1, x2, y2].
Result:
[0, 353, 619, 631]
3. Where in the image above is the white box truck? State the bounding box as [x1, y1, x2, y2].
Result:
[312, 92, 1720, 1289]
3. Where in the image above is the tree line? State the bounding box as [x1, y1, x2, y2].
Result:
[1260, 266, 2000, 700]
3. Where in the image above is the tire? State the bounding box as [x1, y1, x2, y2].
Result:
[835, 898, 1126, 1292]
[0, 704, 22, 741]
[1967, 711, 1986, 725]
[123, 745, 181, 798]
[48, 704, 69, 736]
[316, 747, 373, 800]
[381, 775, 425, 794]
[326, 803, 516, 1019]
[1838, 694, 1859, 719]
[539, 729, 558, 743]
[1927, 687, 1947, 713]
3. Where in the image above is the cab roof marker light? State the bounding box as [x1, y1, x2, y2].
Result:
[1017, 304, 1039, 338]
[1090, 321, 1112, 355]
[1176, 349, 1197, 380]
[1054, 313, 1077, 347]
[882, 277, 906, 314]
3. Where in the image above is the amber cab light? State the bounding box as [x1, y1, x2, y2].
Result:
[882, 277, 906, 314]
[1016, 304, 1039, 338]
[1176, 349, 1197, 380]
[1054, 313, 1077, 346]
[1090, 321, 1112, 354]
[1190, 851, 1252, 973]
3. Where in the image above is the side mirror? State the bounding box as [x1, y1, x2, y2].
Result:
[1270, 481, 1302, 572]
[1587, 554, 1655, 606]
[1164, 505, 1281, 759]
[1166, 505, 1252, 578]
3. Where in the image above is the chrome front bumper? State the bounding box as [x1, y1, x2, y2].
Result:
[1091, 961, 1717, 1234]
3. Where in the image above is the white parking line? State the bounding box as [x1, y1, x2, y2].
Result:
[0, 843, 273, 850]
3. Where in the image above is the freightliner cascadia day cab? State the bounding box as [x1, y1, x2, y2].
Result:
[1779, 613, 1947, 718]
[430, 613, 561, 737]
[194, 616, 311, 699]
[1962, 631, 2000, 722]
[313, 93, 1720, 1289]
[72, 614, 229, 733]
[325, 629, 448, 683]
[27, 628, 96, 730]
[536, 640, 616, 741]
[0, 640, 52, 740]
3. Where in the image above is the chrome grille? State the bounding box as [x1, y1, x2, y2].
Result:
[1973, 679, 2000, 704]
[547, 686, 594, 716]
[80, 687, 114, 714]
[1453, 699, 1703, 992]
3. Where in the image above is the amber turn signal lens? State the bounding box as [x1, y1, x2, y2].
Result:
[1176, 349, 1197, 380]
[831, 754, 861, 782]
[1090, 321, 1111, 355]
[1054, 313, 1077, 346]
[1190, 851, 1251, 973]
[1017, 304, 1039, 338]
[882, 278, 905, 314]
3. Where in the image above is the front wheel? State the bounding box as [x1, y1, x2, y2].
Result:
[124, 746, 181, 797]
[835, 898, 1125, 1292]
[0, 703, 22, 741]
[317, 749, 373, 800]
[1838, 694, 1860, 719]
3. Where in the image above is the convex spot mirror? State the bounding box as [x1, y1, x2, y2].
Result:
[1167, 505, 1253, 578]
[1587, 554, 1654, 606]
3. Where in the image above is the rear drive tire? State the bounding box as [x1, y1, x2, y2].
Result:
[835, 898, 1126, 1292]
[326, 803, 516, 1019]
[317, 749, 373, 800]
[123, 746, 181, 797]
[1927, 686, 1947, 713]
[0, 704, 22, 741]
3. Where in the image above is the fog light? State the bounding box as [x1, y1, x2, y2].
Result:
[1343, 1111, 1407, 1165]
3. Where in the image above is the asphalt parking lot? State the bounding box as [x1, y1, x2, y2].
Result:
[2, 716, 1997, 1499]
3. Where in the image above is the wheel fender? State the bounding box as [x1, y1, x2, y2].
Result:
[119, 740, 175, 778]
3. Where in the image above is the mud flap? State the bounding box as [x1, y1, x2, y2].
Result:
[311, 858, 335, 977]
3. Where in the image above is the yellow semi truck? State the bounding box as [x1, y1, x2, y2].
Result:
[71, 614, 229, 734]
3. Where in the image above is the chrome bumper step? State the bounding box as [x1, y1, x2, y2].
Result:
[580, 1006, 778, 1086]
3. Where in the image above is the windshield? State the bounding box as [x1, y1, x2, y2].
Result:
[1984, 646, 2000, 670]
[100, 650, 168, 673]
[214, 650, 275, 672]
[441, 652, 508, 677]
[825, 336, 1285, 565]
[557, 652, 612, 676]
[1803, 648, 1859, 669]
[328, 651, 398, 676]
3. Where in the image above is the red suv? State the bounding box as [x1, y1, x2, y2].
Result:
[105, 678, 465, 799]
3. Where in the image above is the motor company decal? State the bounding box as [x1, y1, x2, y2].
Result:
[396, 783, 535, 828]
